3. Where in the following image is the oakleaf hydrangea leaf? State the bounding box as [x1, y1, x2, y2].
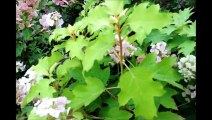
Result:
[85, 98, 102, 113]
[52, 42, 66, 53]
[56, 58, 81, 78]
[99, 106, 133, 120]
[144, 29, 170, 44]
[118, 67, 165, 119]
[85, 62, 110, 85]
[70, 77, 105, 111]
[178, 40, 195, 56]
[167, 35, 189, 50]
[179, 21, 196, 37]
[82, 29, 114, 71]
[154, 112, 184, 120]
[159, 88, 178, 110]
[102, 0, 124, 15]
[21, 79, 56, 108]
[49, 28, 69, 43]
[65, 36, 88, 60]
[173, 8, 193, 27]
[33, 52, 63, 76]
[139, 53, 183, 89]
[84, 6, 110, 32]
[127, 3, 172, 45]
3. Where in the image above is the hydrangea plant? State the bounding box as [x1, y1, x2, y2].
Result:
[16, 0, 196, 119]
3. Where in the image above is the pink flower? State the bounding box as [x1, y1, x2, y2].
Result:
[20, 3, 29, 10]
[52, 0, 69, 7]
[18, 23, 25, 30]
[16, 17, 22, 22]
[39, 14, 54, 29]
[26, 0, 38, 6]
[27, 24, 34, 28]
[16, 0, 40, 30]
[108, 35, 137, 63]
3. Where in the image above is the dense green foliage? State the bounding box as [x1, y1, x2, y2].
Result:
[16, 0, 196, 120]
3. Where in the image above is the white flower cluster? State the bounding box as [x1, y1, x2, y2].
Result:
[34, 97, 71, 119]
[150, 41, 170, 63]
[39, 11, 64, 29]
[178, 55, 196, 81]
[108, 35, 137, 63]
[16, 67, 43, 105]
[16, 61, 26, 73]
[182, 84, 196, 102]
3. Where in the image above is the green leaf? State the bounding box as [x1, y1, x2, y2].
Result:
[128, 3, 172, 45]
[178, 40, 195, 56]
[85, 6, 110, 32]
[123, 0, 131, 5]
[103, 98, 119, 108]
[59, 73, 71, 88]
[22, 28, 32, 40]
[103, 0, 124, 15]
[65, 36, 88, 60]
[72, 111, 84, 120]
[70, 67, 85, 83]
[70, 77, 105, 111]
[28, 109, 47, 120]
[153, 57, 183, 82]
[83, 0, 97, 10]
[159, 88, 178, 110]
[82, 29, 114, 71]
[179, 21, 196, 37]
[21, 106, 33, 116]
[61, 88, 75, 101]
[85, 62, 110, 85]
[167, 35, 189, 50]
[139, 53, 183, 89]
[99, 106, 132, 120]
[118, 67, 165, 119]
[144, 29, 170, 44]
[56, 58, 81, 78]
[173, 8, 193, 27]
[162, 25, 176, 35]
[49, 28, 69, 43]
[154, 112, 184, 120]
[33, 52, 63, 76]
[16, 43, 25, 57]
[45, 1, 53, 6]
[52, 42, 66, 53]
[21, 79, 56, 108]
[85, 97, 101, 112]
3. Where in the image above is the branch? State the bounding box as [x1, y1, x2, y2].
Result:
[105, 89, 117, 100]
[106, 87, 120, 90]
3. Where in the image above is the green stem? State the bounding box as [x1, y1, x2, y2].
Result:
[105, 89, 117, 100]
[116, 23, 124, 75]
[106, 87, 120, 90]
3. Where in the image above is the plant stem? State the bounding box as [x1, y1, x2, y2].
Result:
[126, 59, 135, 68]
[177, 101, 191, 108]
[87, 115, 104, 120]
[116, 23, 124, 75]
[105, 89, 117, 100]
[106, 87, 120, 90]
[82, 110, 104, 119]
[53, 82, 60, 93]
